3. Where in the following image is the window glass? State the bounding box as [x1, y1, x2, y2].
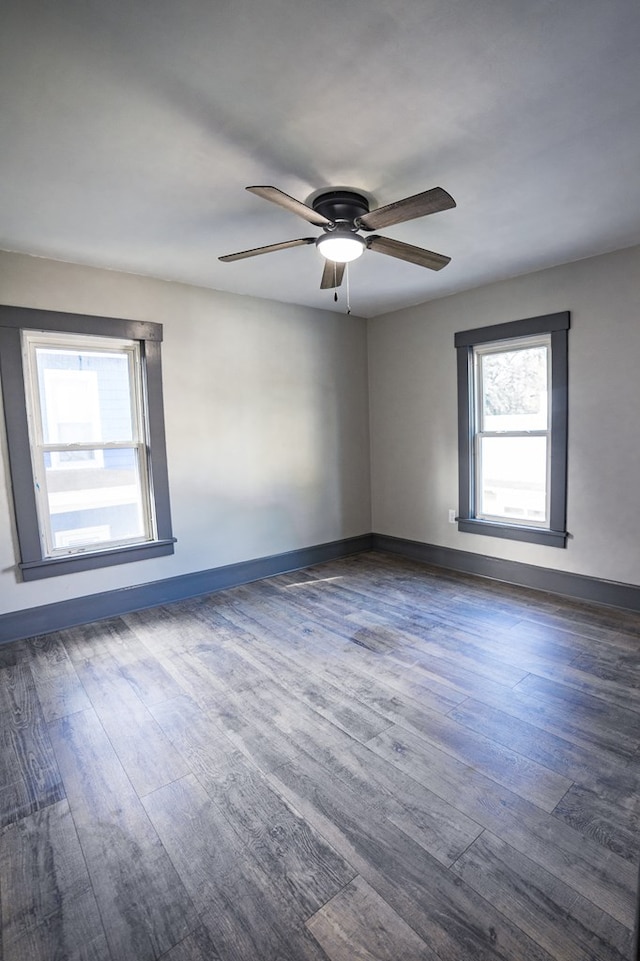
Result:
[36, 347, 134, 444]
[25, 333, 153, 558]
[43, 447, 148, 552]
[474, 336, 551, 529]
[480, 344, 548, 431]
[477, 435, 548, 524]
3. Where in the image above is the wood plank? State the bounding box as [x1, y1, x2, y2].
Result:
[153, 674, 482, 874]
[398, 625, 531, 687]
[277, 567, 529, 660]
[157, 646, 242, 708]
[117, 651, 200, 706]
[492, 615, 640, 671]
[86, 613, 189, 705]
[124, 602, 232, 656]
[191, 637, 278, 693]
[516, 607, 629, 643]
[209, 581, 470, 713]
[0, 643, 32, 717]
[62, 617, 144, 663]
[367, 724, 637, 927]
[306, 875, 435, 961]
[194, 634, 392, 744]
[198, 612, 393, 742]
[142, 773, 332, 961]
[306, 647, 462, 722]
[229, 577, 418, 656]
[298, 654, 571, 811]
[387, 644, 523, 703]
[160, 925, 223, 961]
[409, 618, 574, 673]
[552, 783, 640, 863]
[243, 682, 486, 866]
[469, 680, 639, 759]
[513, 673, 640, 752]
[497, 618, 606, 661]
[152, 666, 303, 771]
[0, 645, 19, 668]
[449, 697, 640, 809]
[268, 752, 557, 961]
[571, 645, 640, 683]
[401, 710, 571, 812]
[215, 592, 465, 713]
[48, 708, 197, 961]
[337, 638, 467, 711]
[0, 650, 64, 827]
[443, 627, 640, 717]
[518, 666, 640, 714]
[0, 799, 111, 961]
[451, 830, 632, 961]
[147, 694, 356, 916]
[74, 652, 190, 796]
[25, 633, 92, 721]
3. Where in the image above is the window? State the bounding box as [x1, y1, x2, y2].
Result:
[455, 312, 569, 547]
[0, 306, 175, 579]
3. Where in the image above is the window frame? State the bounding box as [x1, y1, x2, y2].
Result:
[473, 332, 551, 528]
[455, 312, 569, 548]
[23, 330, 156, 558]
[0, 306, 175, 580]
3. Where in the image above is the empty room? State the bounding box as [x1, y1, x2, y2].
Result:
[1, 1, 640, 960]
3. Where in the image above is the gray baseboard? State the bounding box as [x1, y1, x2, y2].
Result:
[4, 531, 639, 645]
[372, 533, 640, 612]
[0, 534, 374, 644]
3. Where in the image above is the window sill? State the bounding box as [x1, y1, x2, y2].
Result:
[457, 518, 567, 548]
[19, 538, 176, 581]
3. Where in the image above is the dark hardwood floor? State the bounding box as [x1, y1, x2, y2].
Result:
[1, 551, 639, 961]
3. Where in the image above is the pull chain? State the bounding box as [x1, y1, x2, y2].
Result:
[330, 260, 352, 313]
[346, 262, 351, 315]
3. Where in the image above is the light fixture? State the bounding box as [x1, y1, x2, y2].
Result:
[316, 229, 365, 263]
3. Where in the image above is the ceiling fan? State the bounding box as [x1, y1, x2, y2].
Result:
[219, 185, 456, 290]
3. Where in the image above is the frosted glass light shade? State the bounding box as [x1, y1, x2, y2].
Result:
[316, 232, 365, 263]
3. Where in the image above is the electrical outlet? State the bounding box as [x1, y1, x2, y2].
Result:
[448, 509, 457, 524]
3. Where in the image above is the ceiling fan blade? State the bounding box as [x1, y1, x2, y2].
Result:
[358, 187, 456, 231]
[366, 235, 451, 271]
[246, 186, 332, 227]
[320, 259, 345, 289]
[219, 237, 316, 262]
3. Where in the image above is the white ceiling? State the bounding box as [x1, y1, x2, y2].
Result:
[2, 0, 640, 317]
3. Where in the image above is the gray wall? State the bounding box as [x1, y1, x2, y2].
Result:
[369, 245, 640, 587]
[3, 242, 639, 618]
[0, 252, 371, 614]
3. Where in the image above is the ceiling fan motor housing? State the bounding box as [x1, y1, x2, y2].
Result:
[312, 191, 370, 230]
[219, 183, 454, 278]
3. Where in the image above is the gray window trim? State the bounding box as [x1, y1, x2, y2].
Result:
[0, 305, 175, 580]
[455, 311, 569, 548]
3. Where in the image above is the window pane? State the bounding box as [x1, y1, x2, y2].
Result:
[478, 435, 547, 524]
[36, 347, 134, 444]
[481, 345, 547, 431]
[43, 447, 148, 551]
